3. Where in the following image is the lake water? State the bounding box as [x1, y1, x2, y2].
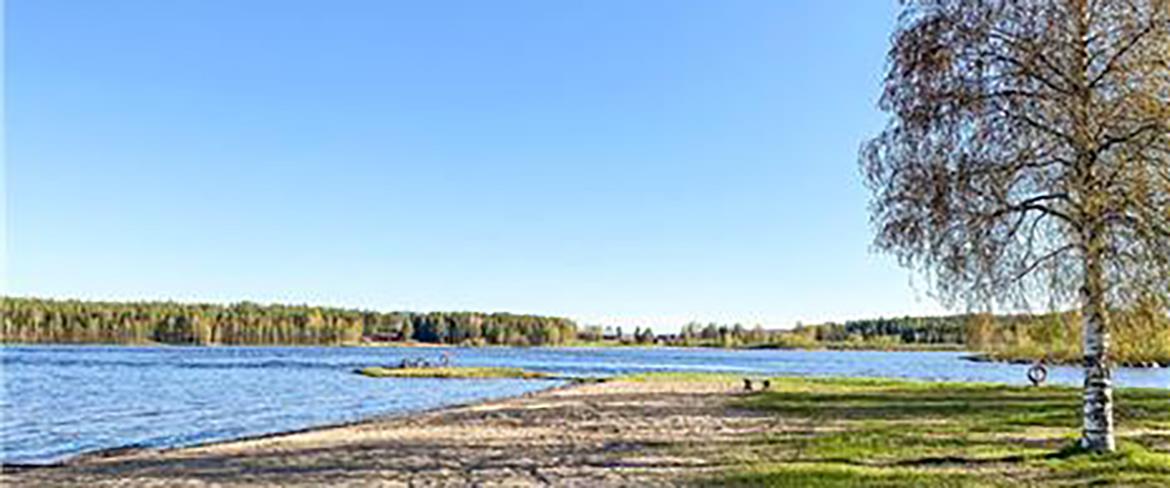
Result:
[2, 345, 1167, 464]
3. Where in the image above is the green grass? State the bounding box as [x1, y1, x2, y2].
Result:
[718, 463, 991, 487]
[356, 366, 550, 379]
[632, 374, 1170, 487]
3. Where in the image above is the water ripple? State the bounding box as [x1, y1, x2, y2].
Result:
[2, 345, 1166, 464]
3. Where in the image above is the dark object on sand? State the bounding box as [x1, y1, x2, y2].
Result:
[761, 379, 771, 390]
[743, 378, 753, 391]
[1027, 361, 1048, 387]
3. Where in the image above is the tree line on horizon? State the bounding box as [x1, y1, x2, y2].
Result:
[576, 325, 658, 344]
[966, 306, 1170, 367]
[0, 297, 577, 347]
[667, 315, 969, 349]
[5, 296, 1165, 364]
[664, 312, 1167, 365]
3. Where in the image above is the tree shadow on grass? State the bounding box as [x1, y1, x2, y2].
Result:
[736, 384, 1170, 431]
[708, 462, 990, 488]
[716, 381, 1170, 487]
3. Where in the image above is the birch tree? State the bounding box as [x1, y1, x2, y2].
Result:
[862, 0, 1170, 452]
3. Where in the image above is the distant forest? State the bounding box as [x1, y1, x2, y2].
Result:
[661, 315, 970, 349]
[795, 315, 968, 345]
[5, 297, 1166, 363]
[666, 312, 1167, 365]
[1, 297, 577, 347]
[965, 309, 1170, 366]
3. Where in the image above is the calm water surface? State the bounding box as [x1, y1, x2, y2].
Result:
[2, 345, 1167, 464]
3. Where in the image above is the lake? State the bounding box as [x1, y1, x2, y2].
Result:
[2, 344, 1167, 464]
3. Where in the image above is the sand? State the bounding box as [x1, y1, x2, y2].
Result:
[1, 378, 781, 487]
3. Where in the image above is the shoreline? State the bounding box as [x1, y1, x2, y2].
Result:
[961, 352, 1168, 369]
[1, 377, 579, 470]
[1, 375, 756, 486]
[4, 341, 1166, 370]
[3, 374, 1168, 486]
[1, 340, 964, 353]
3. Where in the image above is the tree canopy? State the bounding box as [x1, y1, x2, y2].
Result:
[1, 297, 577, 347]
[862, 0, 1169, 452]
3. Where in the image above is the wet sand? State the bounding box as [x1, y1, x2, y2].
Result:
[1, 378, 779, 487]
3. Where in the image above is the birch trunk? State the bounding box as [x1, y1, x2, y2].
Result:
[1081, 235, 1115, 452]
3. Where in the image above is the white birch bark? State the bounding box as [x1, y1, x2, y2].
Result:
[1080, 238, 1115, 452]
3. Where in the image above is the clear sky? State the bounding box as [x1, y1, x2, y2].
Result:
[4, 0, 948, 330]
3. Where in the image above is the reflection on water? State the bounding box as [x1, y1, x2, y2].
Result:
[2, 344, 1166, 464]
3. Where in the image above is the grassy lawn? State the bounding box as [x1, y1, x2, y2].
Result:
[676, 375, 1169, 487]
[356, 366, 551, 379]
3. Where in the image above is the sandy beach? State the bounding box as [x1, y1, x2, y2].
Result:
[1, 377, 772, 487]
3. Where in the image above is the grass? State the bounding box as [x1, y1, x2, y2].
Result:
[356, 366, 551, 379]
[620, 374, 1170, 487]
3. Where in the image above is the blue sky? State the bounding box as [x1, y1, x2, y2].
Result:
[5, 0, 946, 329]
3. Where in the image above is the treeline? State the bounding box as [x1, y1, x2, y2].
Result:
[675, 322, 770, 348]
[674, 311, 1168, 364]
[797, 315, 968, 346]
[1, 297, 577, 347]
[371, 311, 577, 346]
[577, 325, 657, 345]
[966, 305, 1170, 367]
[667, 316, 968, 349]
